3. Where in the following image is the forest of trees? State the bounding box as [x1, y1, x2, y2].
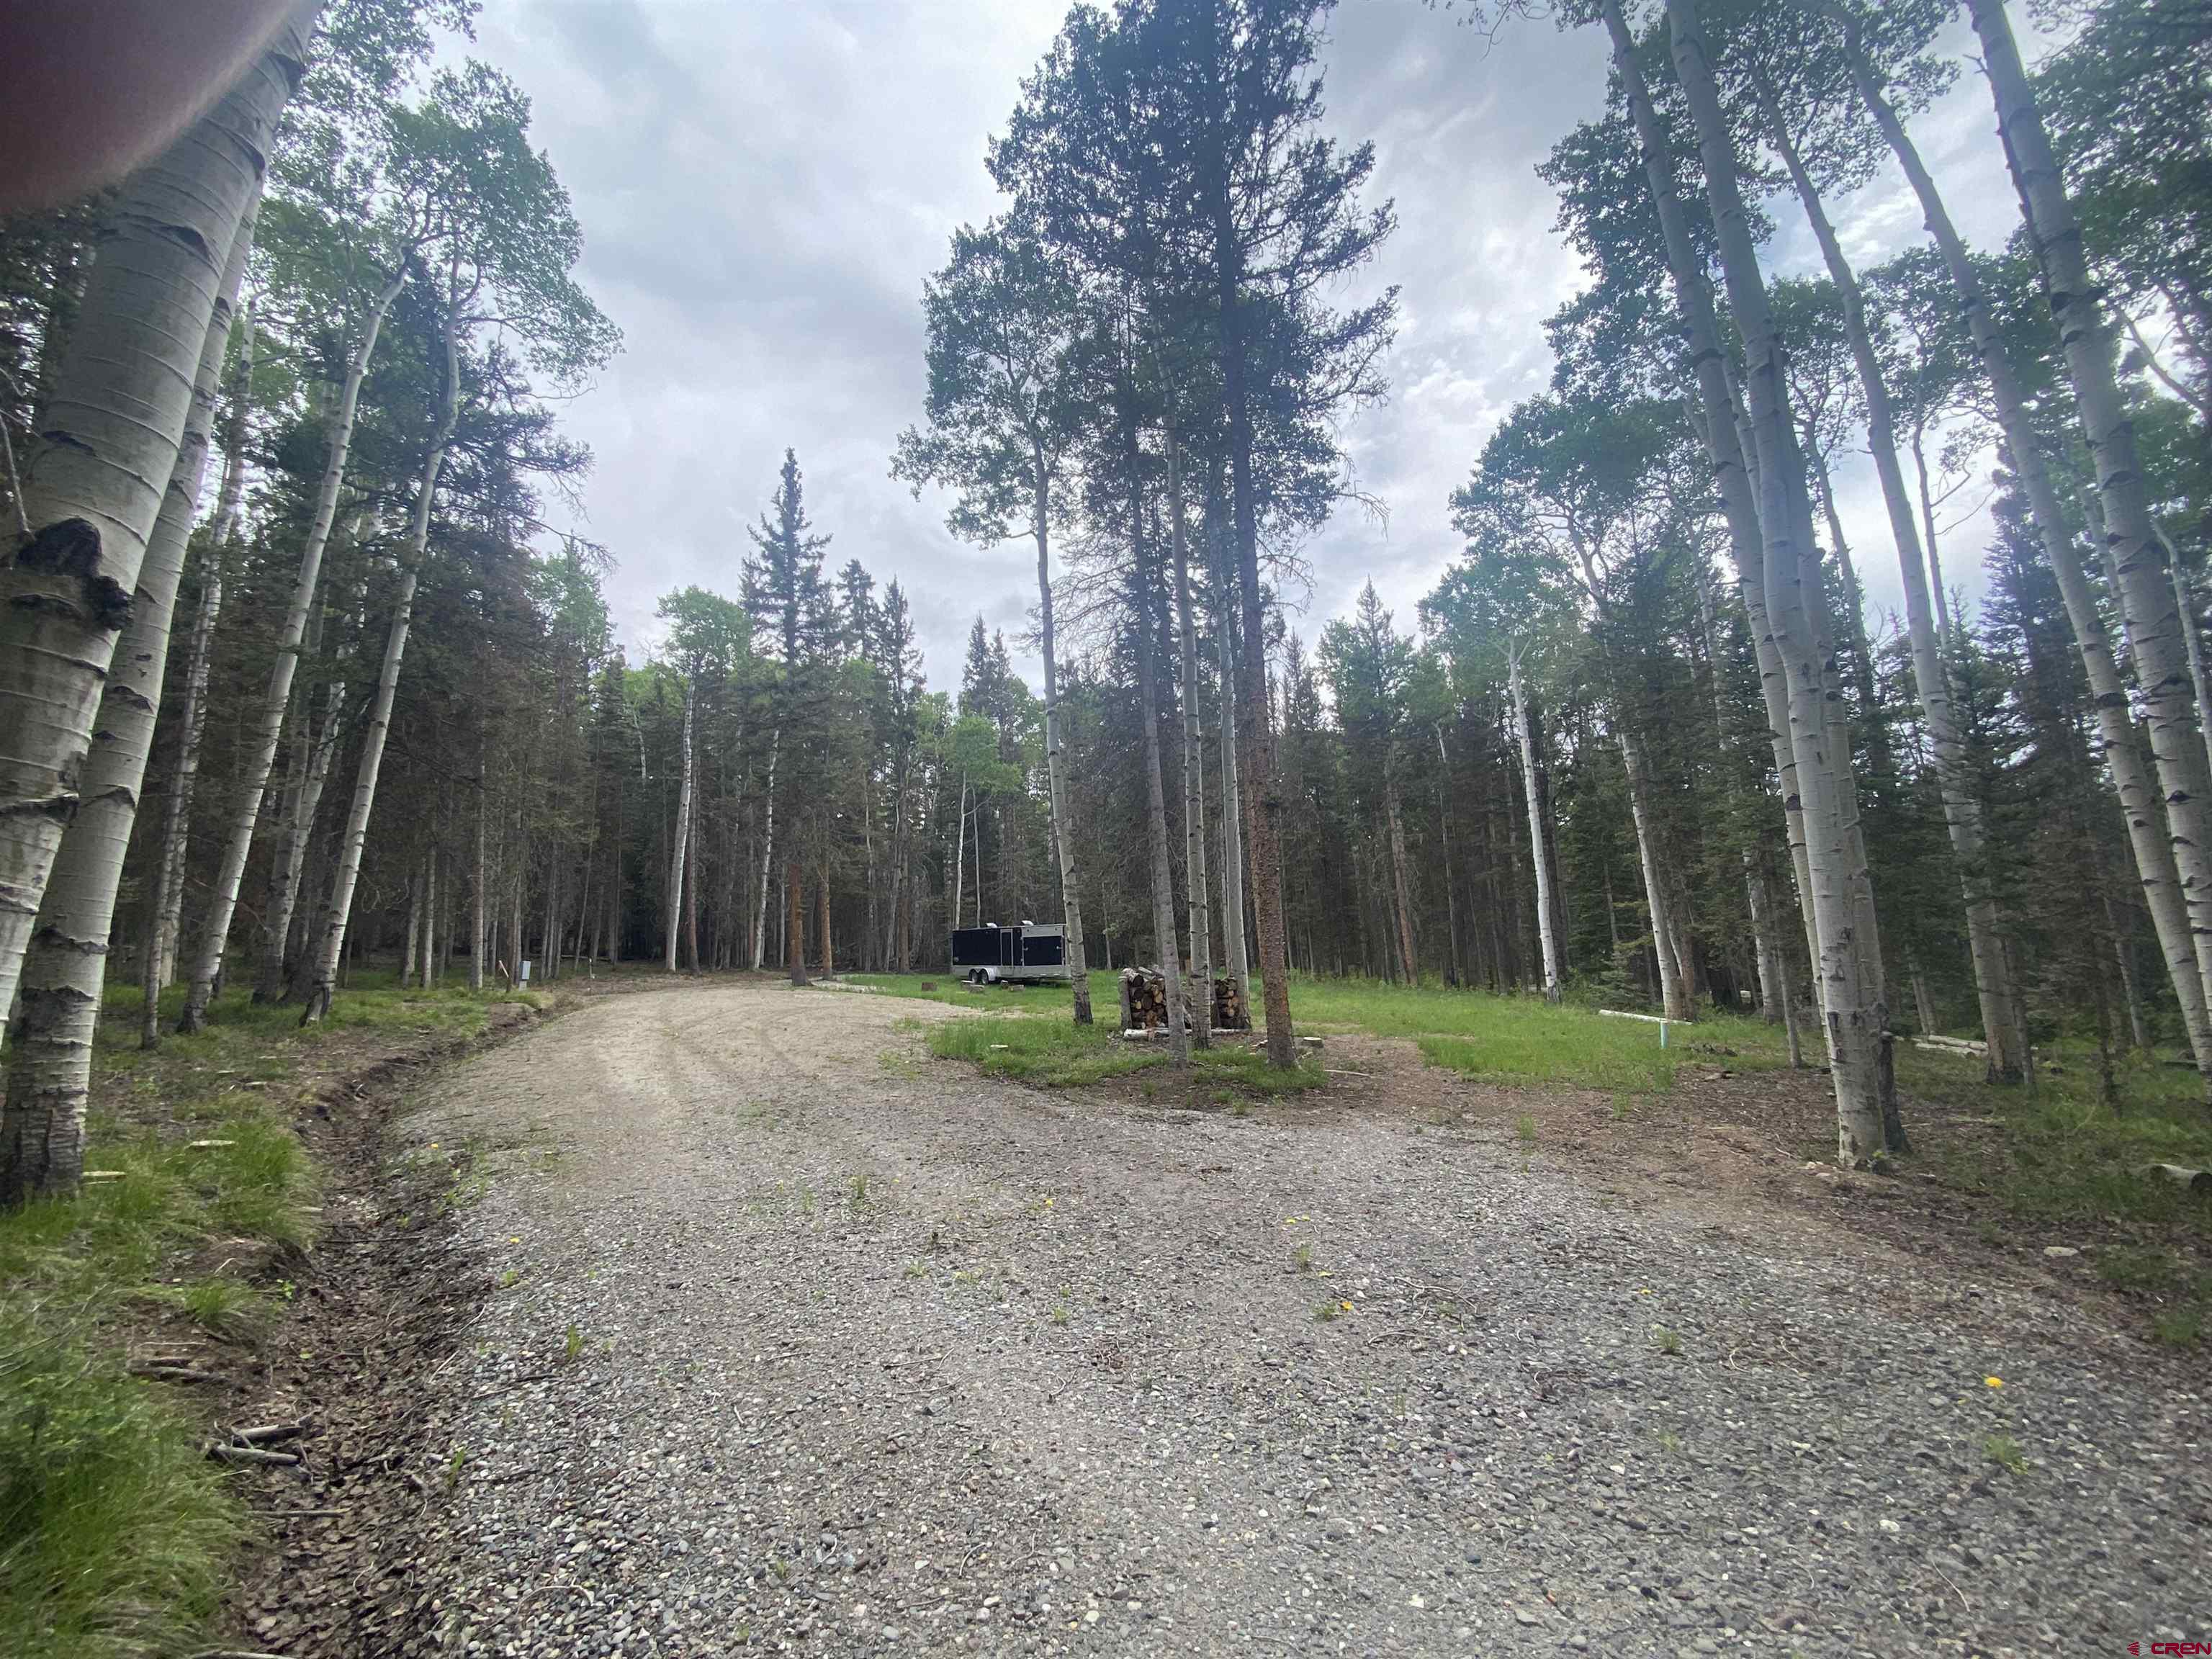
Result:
[0, 0, 2206, 1195]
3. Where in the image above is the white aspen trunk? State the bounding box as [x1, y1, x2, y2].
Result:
[179, 262, 409, 1030]
[667, 674, 694, 973]
[148, 294, 258, 1019]
[0, 14, 313, 1023]
[1664, 0, 1886, 1161]
[951, 770, 968, 958]
[1827, 6, 2212, 1079]
[1033, 451, 1094, 1024]
[258, 660, 313, 1000]
[1166, 433, 1213, 1043]
[1433, 725, 1466, 986]
[1909, 430, 1956, 642]
[1757, 74, 2025, 1081]
[421, 843, 438, 989]
[1575, 543, 1695, 1021]
[1730, 383, 1832, 1013]
[1599, 0, 1819, 1020]
[472, 739, 487, 992]
[266, 675, 346, 997]
[1970, 0, 2212, 1029]
[2160, 523, 2212, 787]
[1216, 576, 1251, 1007]
[1693, 563, 1794, 1038]
[300, 292, 463, 1022]
[1509, 647, 1563, 1002]
[508, 805, 523, 984]
[400, 876, 421, 990]
[0, 195, 260, 1200]
[750, 731, 778, 971]
[1617, 725, 1695, 1021]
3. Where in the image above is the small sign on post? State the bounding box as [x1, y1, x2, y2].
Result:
[519, 960, 532, 984]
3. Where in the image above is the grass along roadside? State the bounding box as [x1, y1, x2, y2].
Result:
[849, 969, 1784, 1096]
[919, 1012, 1325, 1097]
[0, 972, 541, 1659]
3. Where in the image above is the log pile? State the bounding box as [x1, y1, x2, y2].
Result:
[1118, 968, 1253, 1034]
[1212, 975, 1250, 1031]
[1119, 968, 1169, 1033]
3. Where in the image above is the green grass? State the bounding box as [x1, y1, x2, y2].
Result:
[922, 1011, 1323, 1095]
[1896, 1042, 2212, 1242]
[0, 969, 541, 1659]
[858, 968, 1788, 1096]
[0, 1304, 243, 1659]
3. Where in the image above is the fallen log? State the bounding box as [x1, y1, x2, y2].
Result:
[206, 1443, 302, 1468]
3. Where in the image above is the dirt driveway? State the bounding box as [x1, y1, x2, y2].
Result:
[382, 981, 2201, 1657]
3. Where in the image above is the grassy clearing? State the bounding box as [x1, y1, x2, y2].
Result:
[855, 969, 1781, 1096]
[1, 971, 538, 1659]
[920, 1010, 1325, 1096]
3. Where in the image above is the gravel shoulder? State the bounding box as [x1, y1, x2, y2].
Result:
[393, 981, 2206, 1658]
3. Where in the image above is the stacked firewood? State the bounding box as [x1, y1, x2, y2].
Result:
[1118, 968, 1253, 1033]
[1212, 975, 1251, 1031]
[1119, 968, 1170, 1031]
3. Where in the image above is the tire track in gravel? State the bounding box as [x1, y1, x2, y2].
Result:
[400, 982, 2208, 1658]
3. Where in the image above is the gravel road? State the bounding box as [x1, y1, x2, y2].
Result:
[401, 981, 2206, 1658]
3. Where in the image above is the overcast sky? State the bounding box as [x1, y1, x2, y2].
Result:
[466, 0, 2056, 690]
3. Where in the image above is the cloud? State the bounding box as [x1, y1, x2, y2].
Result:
[469, 0, 2050, 684]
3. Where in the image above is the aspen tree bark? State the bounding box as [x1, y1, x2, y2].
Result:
[1434, 726, 1467, 987]
[951, 770, 968, 960]
[0, 12, 314, 1024]
[148, 296, 259, 1023]
[259, 673, 345, 1000]
[1694, 565, 1800, 1054]
[508, 817, 524, 982]
[1575, 546, 1694, 1020]
[750, 732, 778, 971]
[1033, 451, 1094, 1023]
[1909, 428, 1957, 642]
[0, 197, 260, 1200]
[1819, 4, 2212, 1078]
[420, 845, 438, 988]
[472, 742, 487, 992]
[1617, 724, 1696, 1020]
[400, 876, 421, 990]
[300, 292, 463, 1023]
[257, 595, 346, 1002]
[1509, 646, 1563, 1001]
[1596, 0, 1820, 1007]
[181, 258, 410, 1030]
[1970, 0, 2212, 1027]
[1166, 432, 1212, 1044]
[1663, 0, 1886, 1159]
[1755, 73, 2024, 1080]
[2162, 527, 2212, 786]
[667, 674, 693, 973]
[260, 656, 313, 995]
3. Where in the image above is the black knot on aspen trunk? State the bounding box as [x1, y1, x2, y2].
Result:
[13, 518, 132, 631]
